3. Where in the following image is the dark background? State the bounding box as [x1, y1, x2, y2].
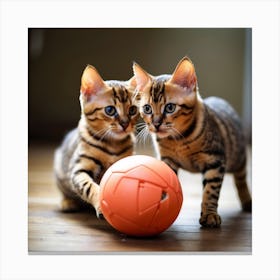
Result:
[28, 28, 252, 144]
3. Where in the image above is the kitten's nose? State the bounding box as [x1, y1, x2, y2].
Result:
[153, 122, 161, 130]
[152, 116, 162, 131]
[119, 119, 129, 131]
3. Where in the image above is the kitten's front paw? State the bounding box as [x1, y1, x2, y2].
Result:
[91, 197, 104, 219]
[199, 213, 221, 228]
[95, 205, 104, 219]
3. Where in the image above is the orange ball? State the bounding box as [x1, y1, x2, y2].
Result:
[100, 155, 183, 237]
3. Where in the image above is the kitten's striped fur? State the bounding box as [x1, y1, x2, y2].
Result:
[54, 65, 138, 217]
[133, 57, 252, 227]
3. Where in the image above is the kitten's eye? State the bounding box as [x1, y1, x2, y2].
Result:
[164, 103, 176, 114]
[143, 104, 152, 114]
[105, 106, 117, 116]
[129, 105, 137, 116]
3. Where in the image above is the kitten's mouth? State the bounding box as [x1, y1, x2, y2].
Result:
[150, 124, 177, 139]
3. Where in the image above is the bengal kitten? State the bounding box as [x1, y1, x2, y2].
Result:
[54, 65, 138, 217]
[133, 57, 252, 227]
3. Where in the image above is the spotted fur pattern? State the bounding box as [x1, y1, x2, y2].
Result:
[133, 57, 252, 227]
[54, 65, 138, 217]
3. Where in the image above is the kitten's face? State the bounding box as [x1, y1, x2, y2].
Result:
[133, 57, 198, 139]
[80, 66, 138, 140]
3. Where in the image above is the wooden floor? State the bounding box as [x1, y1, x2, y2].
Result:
[28, 142, 252, 254]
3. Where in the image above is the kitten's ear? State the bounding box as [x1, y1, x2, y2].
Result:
[80, 65, 108, 97]
[132, 62, 152, 91]
[127, 76, 137, 90]
[170, 57, 197, 90]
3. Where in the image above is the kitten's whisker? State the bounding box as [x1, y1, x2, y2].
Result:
[136, 122, 146, 127]
[136, 122, 147, 131]
[143, 127, 150, 145]
[136, 129, 144, 143]
[170, 127, 183, 143]
[107, 130, 115, 141]
[94, 126, 108, 134]
[99, 128, 113, 142]
[136, 125, 150, 145]
[93, 127, 109, 139]
[172, 127, 183, 138]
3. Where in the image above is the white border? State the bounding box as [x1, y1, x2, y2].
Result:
[1, 0, 279, 279]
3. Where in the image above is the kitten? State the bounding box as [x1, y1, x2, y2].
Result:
[54, 65, 138, 217]
[133, 56, 252, 227]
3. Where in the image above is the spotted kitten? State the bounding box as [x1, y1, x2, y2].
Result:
[133, 56, 252, 227]
[54, 65, 138, 217]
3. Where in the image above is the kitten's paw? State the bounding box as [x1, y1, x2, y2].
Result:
[89, 188, 104, 219]
[199, 213, 221, 228]
[95, 206, 104, 219]
[91, 198, 104, 219]
[60, 198, 81, 212]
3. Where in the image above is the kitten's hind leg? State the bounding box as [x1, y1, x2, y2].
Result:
[233, 165, 252, 212]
